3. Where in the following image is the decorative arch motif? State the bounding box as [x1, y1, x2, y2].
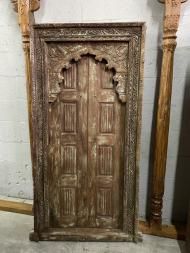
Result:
[47, 43, 128, 103]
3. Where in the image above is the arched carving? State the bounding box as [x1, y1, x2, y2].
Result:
[48, 44, 128, 103]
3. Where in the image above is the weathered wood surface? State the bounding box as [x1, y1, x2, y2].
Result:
[49, 56, 125, 229]
[30, 23, 145, 242]
[0, 199, 33, 216]
[150, 0, 186, 228]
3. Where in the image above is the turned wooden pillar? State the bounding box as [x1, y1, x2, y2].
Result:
[12, 0, 40, 161]
[150, 0, 187, 228]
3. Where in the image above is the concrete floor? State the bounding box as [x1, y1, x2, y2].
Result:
[0, 211, 186, 253]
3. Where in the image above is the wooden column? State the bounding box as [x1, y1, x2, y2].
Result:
[150, 0, 187, 228]
[11, 0, 40, 160]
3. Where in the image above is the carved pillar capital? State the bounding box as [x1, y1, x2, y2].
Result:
[160, 0, 184, 52]
[12, 0, 41, 42]
[12, 0, 40, 13]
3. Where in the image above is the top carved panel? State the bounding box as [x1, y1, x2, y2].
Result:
[32, 23, 144, 40]
[32, 23, 145, 103]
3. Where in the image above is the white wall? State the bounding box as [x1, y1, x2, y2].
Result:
[0, 0, 190, 224]
[0, 0, 32, 199]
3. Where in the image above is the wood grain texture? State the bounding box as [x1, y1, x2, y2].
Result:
[30, 23, 145, 242]
[0, 200, 33, 216]
[49, 55, 125, 229]
[150, 0, 185, 229]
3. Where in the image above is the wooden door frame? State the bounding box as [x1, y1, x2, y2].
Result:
[30, 23, 145, 242]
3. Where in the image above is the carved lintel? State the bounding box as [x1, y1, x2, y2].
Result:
[150, 0, 184, 228]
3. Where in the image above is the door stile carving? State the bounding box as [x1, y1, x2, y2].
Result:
[123, 35, 145, 239]
[150, 0, 188, 228]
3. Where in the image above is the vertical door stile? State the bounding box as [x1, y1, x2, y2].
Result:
[49, 97, 62, 227]
[87, 56, 98, 227]
[77, 57, 88, 227]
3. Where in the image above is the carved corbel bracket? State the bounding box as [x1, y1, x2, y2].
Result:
[113, 73, 127, 103]
[150, 0, 188, 228]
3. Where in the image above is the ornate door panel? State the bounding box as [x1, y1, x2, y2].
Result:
[87, 57, 125, 229]
[49, 56, 124, 229]
[31, 23, 145, 242]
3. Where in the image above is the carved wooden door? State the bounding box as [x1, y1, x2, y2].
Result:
[49, 55, 125, 230]
[31, 23, 145, 242]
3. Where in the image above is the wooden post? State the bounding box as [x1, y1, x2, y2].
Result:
[11, 0, 40, 161]
[150, 0, 187, 228]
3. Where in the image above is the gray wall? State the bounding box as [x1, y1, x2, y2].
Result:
[0, 0, 190, 224]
